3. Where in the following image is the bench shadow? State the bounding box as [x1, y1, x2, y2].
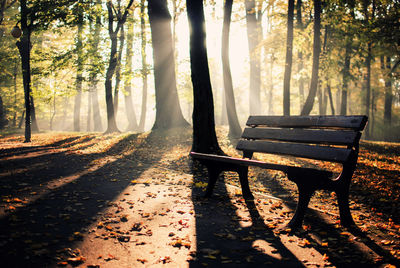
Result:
[189, 161, 305, 267]
[254, 168, 400, 267]
[0, 131, 166, 267]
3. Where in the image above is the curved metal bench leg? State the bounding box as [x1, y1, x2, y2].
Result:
[238, 166, 254, 200]
[288, 185, 314, 229]
[336, 188, 355, 227]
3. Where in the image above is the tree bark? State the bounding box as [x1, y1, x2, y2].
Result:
[148, 0, 188, 130]
[90, 0, 103, 132]
[186, 0, 222, 154]
[296, 0, 305, 111]
[383, 56, 392, 126]
[74, 13, 83, 132]
[301, 0, 321, 115]
[222, 0, 242, 138]
[104, 0, 133, 133]
[245, 0, 261, 115]
[113, 23, 125, 118]
[124, 16, 139, 131]
[139, 0, 147, 132]
[16, 0, 31, 142]
[0, 95, 7, 129]
[283, 0, 295, 115]
[364, 42, 372, 138]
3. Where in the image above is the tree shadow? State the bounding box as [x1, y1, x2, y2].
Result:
[0, 131, 166, 267]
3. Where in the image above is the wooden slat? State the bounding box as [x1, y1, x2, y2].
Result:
[242, 127, 361, 146]
[236, 140, 352, 163]
[246, 115, 368, 130]
[190, 152, 332, 176]
[190, 152, 289, 172]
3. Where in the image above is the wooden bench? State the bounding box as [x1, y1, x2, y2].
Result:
[190, 115, 368, 228]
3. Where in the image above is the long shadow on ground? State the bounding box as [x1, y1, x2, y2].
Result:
[0, 132, 165, 267]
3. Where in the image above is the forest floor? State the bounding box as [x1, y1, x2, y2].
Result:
[0, 127, 400, 267]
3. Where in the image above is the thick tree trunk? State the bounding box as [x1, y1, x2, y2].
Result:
[245, 0, 261, 115]
[222, 0, 241, 138]
[283, 0, 295, 115]
[186, 0, 222, 154]
[124, 17, 139, 131]
[74, 16, 84, 132]
[138, 0, 148, 132]
[301, 0, 321, 115]
[148, 0, 188, 130]
[16, 0, 31, 142]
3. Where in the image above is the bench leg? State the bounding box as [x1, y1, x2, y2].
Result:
[336, 188, 355, 227]
[238, 166, 254, 200]
[288, 185, 314, 229]
[204, 166, 220, 198]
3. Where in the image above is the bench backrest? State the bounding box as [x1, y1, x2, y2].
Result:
[236, 115, 368, 164]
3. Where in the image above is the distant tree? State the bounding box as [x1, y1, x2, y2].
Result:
[245, 0, 261, 115]
[301, 0, 321, 115]
[222, 0, 241, 138]
[124, 15, 139, 131]
[0, 95, 8, 129]
[383, 56, 392, 127]
[0, 0, 16, 25]
[339, 0, 356, 115]
[186, 0, 222, 153]
[14, 0, 76, 142]
[87, 0, 103, 132]
[283, 0, 294, 115]
[148, 0, 188, 130]
[73, 4, 84, 132]
[296, 0, 305, 110]
[104, 0, 134, 133]
[138, 0, 148, 132]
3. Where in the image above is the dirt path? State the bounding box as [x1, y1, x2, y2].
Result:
[0, 128, 399, 267]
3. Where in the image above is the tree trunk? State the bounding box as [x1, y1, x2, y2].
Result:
[0, 95, 7, 129]
[30, 96, 39, 131]
[124, 16, 139, 131]
[16, 0, 31, 142]
[301, 0, 321, 115]
[296, 0, 305, 111]
[283, 0, 295, 115]
[90, 0, 103, 132]
[364, 42, 372, 139]
[74, 15, 84, 132]
[87, 91, 92, 131]
[104, 1, 121, 133]
[382, 56, 392, 128]
[245, 0, 261, 115]
[222, 0, 242, 138]
[148, 0, 188, 130]
[13, 61, 18, 126]
[138, 0, 148, 132]
[186, 0, 222, 154]
[113, 24, 125, 118]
